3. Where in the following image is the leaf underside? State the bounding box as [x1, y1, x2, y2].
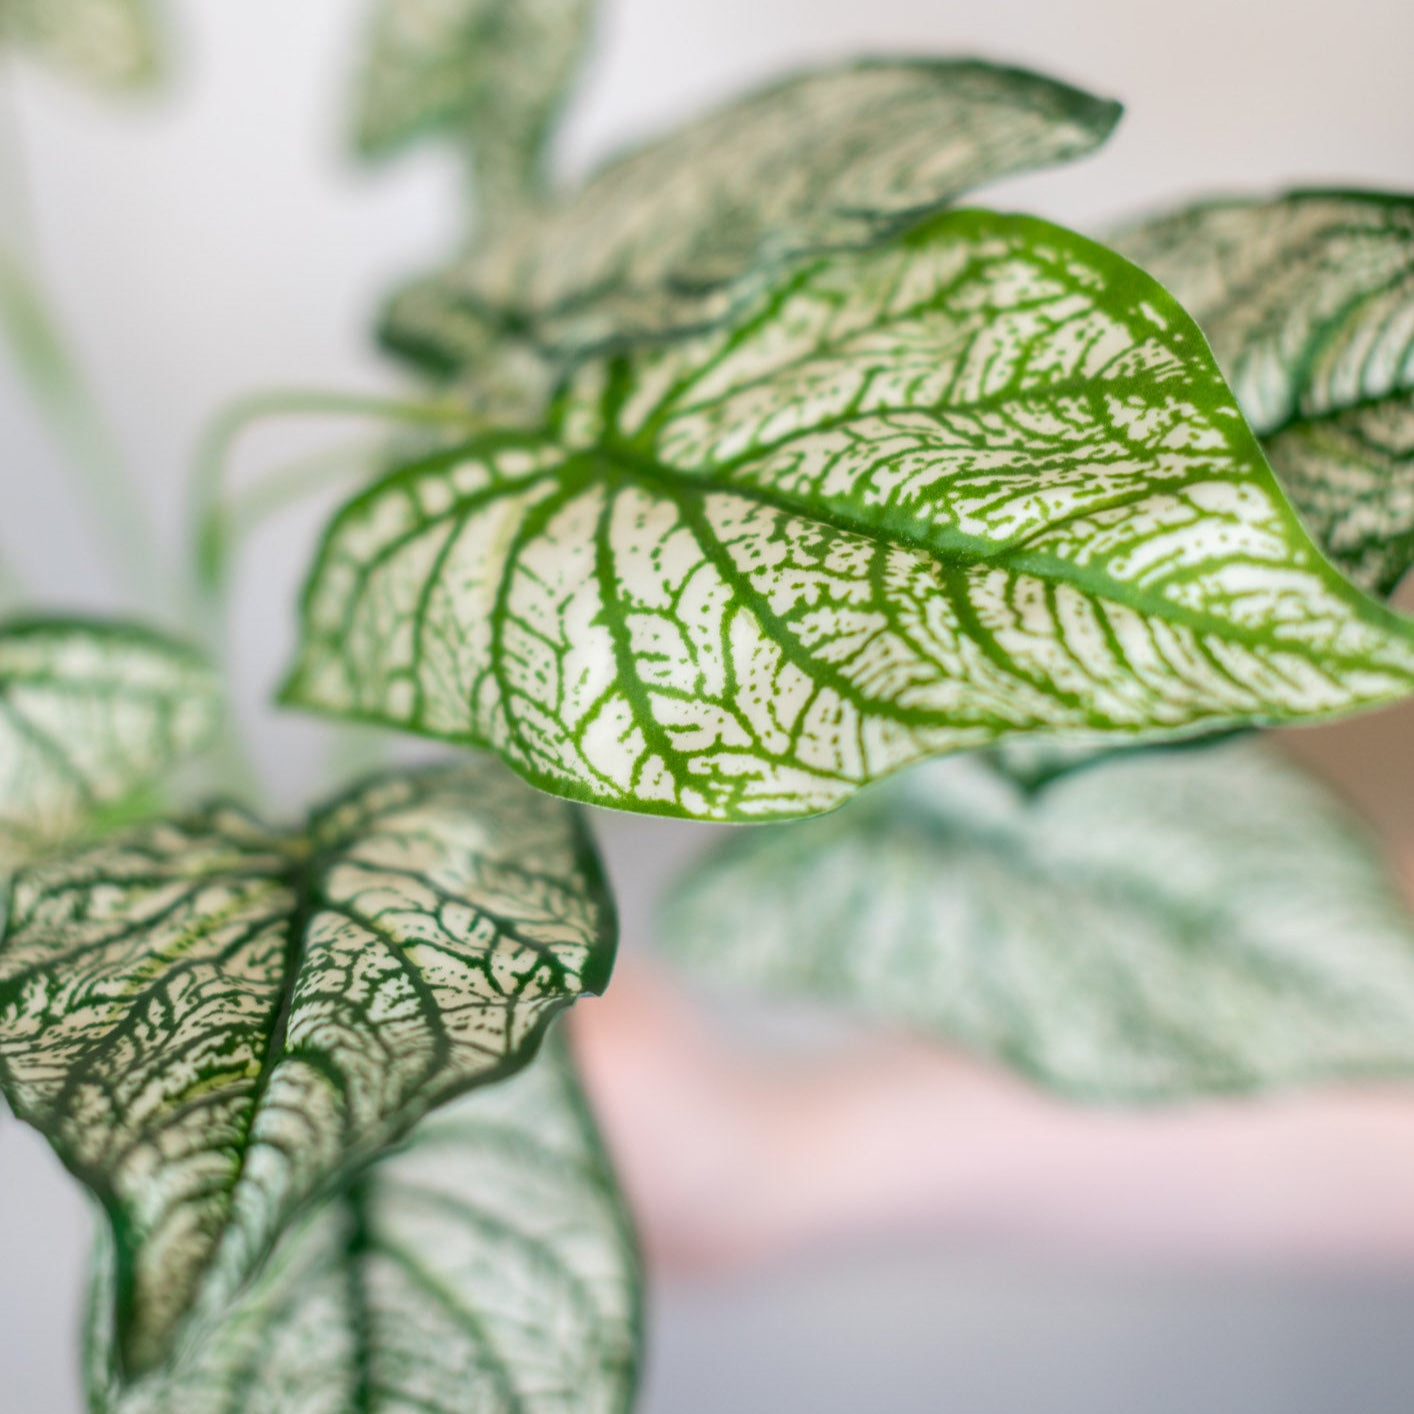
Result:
[0, 619, 219, 873]
[353, 0, 595, 212]
[88, 1037, 641, 1414]
[380, 57, 1122, 372]
[1, 0, 162, 87]
[662, 740, 1414, 1102]
[1113, 192, 1414, 596]
[287, 209, 1414, 823]
[0, 761, 615, 1375]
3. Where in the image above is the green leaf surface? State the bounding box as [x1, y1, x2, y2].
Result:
[662, 740, 1414, 1101]
[1, 0, 163, 88]
[0, 761, 615, 1375]
[380, 58, 1121, 371]
[353, 0, 595, 212]
[1113, 192, 1414, 595]
[87, 1035, 640, 1414]
[287, 209, 1414, 822]
[0, 619, 219, 872]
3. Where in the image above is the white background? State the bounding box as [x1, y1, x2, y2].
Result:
[3, 1, 1414, 1409]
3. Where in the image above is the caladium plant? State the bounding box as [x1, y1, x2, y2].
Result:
[6, 3, 1414, 1411]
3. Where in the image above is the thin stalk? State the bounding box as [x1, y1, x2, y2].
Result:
[0, 248, 166, 608]
[190, 391, 486, 800]
[0, 548, 27, 613]
[0, 63, 167, 613]
[191, 388, 486, 595]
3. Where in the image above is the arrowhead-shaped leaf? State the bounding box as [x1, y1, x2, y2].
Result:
[0, 619, 219, 872]
[662, 741, 1414, 1101]
[353, 0, 595, 211]
[87, 1035, 640, 1414]
[0, 761, 615, 1375]
[381, 58, 1122, 372]
[1113, 192, 1414, 596]
[286, 209, 1414, 822]
[2, 0, 163, 88]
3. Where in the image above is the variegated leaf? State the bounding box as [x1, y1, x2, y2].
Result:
[87, 1037, 640, 1414]
[381, 58, 1121, 371]
[662, 741, 1414, 1101]
[0, 619, 219, 872]
[353, 0, 595, 214]
[1114, 192, 1414, 596]
[0, 761, 615, 1375]
[1, 0, 162, 88]
[286, 209, 1414, 823]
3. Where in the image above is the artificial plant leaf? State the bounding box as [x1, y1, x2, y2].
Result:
[380, 58, 1122, 371]
[1113, 192, 1414, 596]
[662, 740, 1414, 1101]
[0, 619, 219, 872]
[353, 0, 595, 213]
[286, 209, 1414, 823]
[87, 1035, 640, 1414]
[1, 0, 163, 89]
[0, 760, 615, 1376]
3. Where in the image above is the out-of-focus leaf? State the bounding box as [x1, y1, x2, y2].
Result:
[1114, 192, 1414, 596]
[0, 619, 218, 872]
[87, 1036, 640, 1414]
[353, 0, 595, 215]
[0, 762, 616, 1375]
[662, 740, 1414, 1101]
[2, 0, 163, 88]
[381, 58, 1122, 371]
[287, 209, 1414, 823]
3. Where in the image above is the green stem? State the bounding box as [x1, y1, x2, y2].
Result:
[0, 242, 168, 612]
[189, 391, 486, 801]
[191, 389, 486, 595]
[0, 548, 27, 613]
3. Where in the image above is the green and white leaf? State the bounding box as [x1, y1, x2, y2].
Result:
[287, 209, 1414, 823]
[354, 0, 595, 213]
[380, 58, 1121, 370]
[1, 0, 163, 89]
[88, 1036, 640, 1414]
[0, 760, 615, 1375]
[1113, 192, 1414, 595]
[662, 740, 1414, 1101]
[0, 619, 219, 872]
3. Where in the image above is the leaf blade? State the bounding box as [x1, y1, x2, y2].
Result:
[352, 0, 596, 214]
[288, 210, 1414, 821]
[1113, 191, 1414, 596]
[2, 0, 163, 88]
[88, 1038, 641, 1414]
[661, 741, 1414, 1102]
[381, 58, 1122, 369]
[0, 618, 220, 872]
[0, 760, 616, 1374]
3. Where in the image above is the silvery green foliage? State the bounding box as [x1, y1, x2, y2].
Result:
[87, 1037, 640, 1414]
[0, 762, 615, 1374]
[1114, 192, 1414, 597]
[1, 0, 162, 88]
[663, 741, 1414, 1101]
[380, 58, 1121, 371]
[353, 0, 595, 215]
[0, 620, 218, 872]
[286, 209, 1414, 823]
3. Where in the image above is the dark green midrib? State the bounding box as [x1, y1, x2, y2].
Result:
[290, 431, 1414, 817]
[591, 442, 1413, 670]
[113, 844, 315, 1379]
